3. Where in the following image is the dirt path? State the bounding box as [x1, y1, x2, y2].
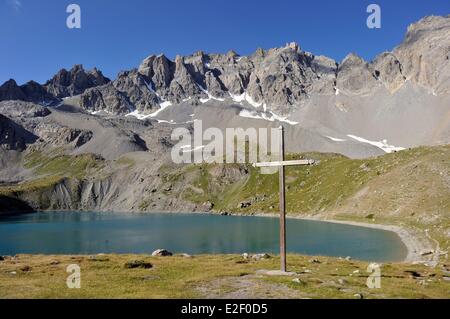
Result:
[196, 275, 306, 299]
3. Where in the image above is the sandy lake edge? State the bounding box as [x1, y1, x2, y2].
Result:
[246, 212, 438, 264]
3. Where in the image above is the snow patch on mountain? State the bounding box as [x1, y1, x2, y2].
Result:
[239, 109, 298, 125]
[326, 136, 346, 142]
[229, 92, 264, 108]
[181, 145, 205, 153]
[198, 85, 225, 103]
[126, 100, 173, 120]
[347, 134, 405, 153]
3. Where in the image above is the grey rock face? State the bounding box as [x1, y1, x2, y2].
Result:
[370, 53, 405, 93]
[138, 42, 333, 112]
[0, 79, 27, 101]
[33, 122, 93, 148]
[243, 44, 338, 111]
[211, 51, 254, 97]
[78, 69, 164, 115]
[309, 55, 338, 95]
[80, 84, 131, 115]
[0, 65, 110, 105]
[44, 64, 110, 98]
[21, 80, 57, 104]
[169, 55, 204, 102]
[0, 114, 38, 151]
[336, 53, 379, 96]
[205, 71, 226, 98]
[0, 100, 51, 118]
[139, 54, 175, 99]
[113, 70, 160, 113]
[0, 79, 57, 105]
[393, 15, 450, 95]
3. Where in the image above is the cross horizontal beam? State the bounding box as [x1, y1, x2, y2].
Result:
[252, 159, 315, 168]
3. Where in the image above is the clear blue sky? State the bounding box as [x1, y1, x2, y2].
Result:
[1, 0, 448, 85]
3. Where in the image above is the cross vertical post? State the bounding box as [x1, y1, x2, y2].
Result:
[252, 126, 315, 273]
[278, 126, 287, 272]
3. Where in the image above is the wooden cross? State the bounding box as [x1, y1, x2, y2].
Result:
[252, 126, 315, 272]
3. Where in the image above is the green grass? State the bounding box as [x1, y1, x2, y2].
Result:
[0, 151, 105, 207]
[0, 254, 448, 299]
[0, 175, 64, 196]
[172, 146, 450, 215]
[25, 151, 104, 179]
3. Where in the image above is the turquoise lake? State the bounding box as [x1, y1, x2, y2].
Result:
[0, 211, 407, 262]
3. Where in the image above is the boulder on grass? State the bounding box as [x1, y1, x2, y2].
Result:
[251, 253, 271, 260]
[152, 249, 173, 257]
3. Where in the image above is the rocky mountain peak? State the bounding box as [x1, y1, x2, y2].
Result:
[393, 14, 450, 94]
[142, 54, 174, 91]
[71, 64, 84, 72]
[0, 79, 27, 101]
[226, 50, 238, 58]
[285, 41, 300, 52]
[137, 55, 156, 77]
[193, 50, 206, 57]
[21, 80, 56, 104]
[405, 15, 449, 39]
[253, 48, 266, 58]
[0, 79, 57, 105]
[44, 64, 110, 98]
[2, 79, 18, 86]
[336, 53, 379, 96]
[340, 53, 366, 67]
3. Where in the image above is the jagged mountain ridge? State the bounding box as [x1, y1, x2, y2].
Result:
[76, 13, 450, 116]
[0, 64, 110, 105]
[1, 15, 448, 118]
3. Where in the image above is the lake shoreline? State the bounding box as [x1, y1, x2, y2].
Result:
[246, 212, 436, 264]
[1, 209, 437, 264]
